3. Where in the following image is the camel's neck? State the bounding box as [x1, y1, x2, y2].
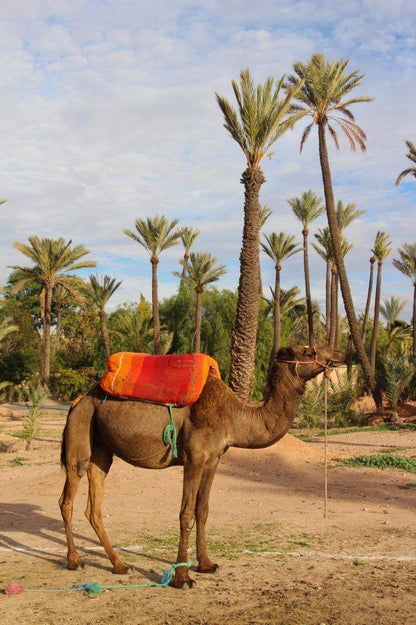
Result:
[229, 364, 306, 449]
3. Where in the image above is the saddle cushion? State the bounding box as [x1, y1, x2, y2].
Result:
[99, 352, 221, 407]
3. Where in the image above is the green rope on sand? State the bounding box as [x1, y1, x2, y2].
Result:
[4, 562, 193, 596]
[163, 403, 178, 459]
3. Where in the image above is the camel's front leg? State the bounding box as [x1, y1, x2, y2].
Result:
[59, 467, 84, 570]
[172, 454, 205, 589]
[85, 445, 133, 574]
[196, 459, 219, 573]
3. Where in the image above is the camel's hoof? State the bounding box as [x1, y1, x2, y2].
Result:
[171, 576, 196, 589]
[197, 562, 219, 574]
[67, 561, 84, 571]
[112, 564, 135, 575]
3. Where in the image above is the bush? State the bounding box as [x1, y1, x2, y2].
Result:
[296, 381, 324, 427]
[377, 355, 415, 412]
[49, 365, 97, 401]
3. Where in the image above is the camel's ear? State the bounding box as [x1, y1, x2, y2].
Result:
[276, 346, 295, 361]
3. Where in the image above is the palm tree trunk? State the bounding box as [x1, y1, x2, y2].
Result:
[303, 228, 314, 345]
[334, 273, 339, 349]
[325, 260, 331, 341]
[273, 266, 282, 357]
[329, 267, 337, 348]
[42, 284, 52, 389]
[317, 123, 380, 405]
[362, 256, 376, 342]
[56, 304, 62, 343]
[151, 257, 162, 355]
[229, 166, 265, 400]
[194, 288, 202, 353]
[413, 281, 416, 357]
[99, 309, 111, 360]
[369, 261, 383, 376]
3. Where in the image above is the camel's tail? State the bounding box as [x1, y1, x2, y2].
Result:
[60, 395, 96, 477]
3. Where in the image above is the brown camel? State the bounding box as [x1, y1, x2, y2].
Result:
[59, 345, 343, 588]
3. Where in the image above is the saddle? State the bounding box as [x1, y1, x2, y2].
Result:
[99, 352, 220, 407]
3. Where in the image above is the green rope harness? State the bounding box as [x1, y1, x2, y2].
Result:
[4, 561, 193, 596]
[163, 403, 178, 459]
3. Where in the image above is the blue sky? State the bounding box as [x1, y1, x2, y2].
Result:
[0, 1, 415, 319]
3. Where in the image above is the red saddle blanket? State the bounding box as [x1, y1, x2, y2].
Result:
[99, 352, 221, 407]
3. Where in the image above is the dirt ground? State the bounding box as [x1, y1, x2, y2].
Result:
[0, 407, 415, 625]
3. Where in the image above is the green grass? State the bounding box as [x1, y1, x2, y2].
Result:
[292, 424, 416, 439]
[340, 454, 416, 473]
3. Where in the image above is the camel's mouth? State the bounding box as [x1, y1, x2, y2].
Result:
[327, 352, 345, 367]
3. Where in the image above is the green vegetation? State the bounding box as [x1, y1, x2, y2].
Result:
[340, 454, 416, 472]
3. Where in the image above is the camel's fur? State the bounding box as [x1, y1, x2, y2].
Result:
[59, 345, 343, 588]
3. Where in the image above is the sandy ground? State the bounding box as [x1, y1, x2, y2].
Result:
[0, 408, 415, 625]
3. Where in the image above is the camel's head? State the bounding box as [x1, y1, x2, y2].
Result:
[275, 345, 344, 381]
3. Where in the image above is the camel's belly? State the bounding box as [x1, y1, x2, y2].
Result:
[95, 399, 189, 469]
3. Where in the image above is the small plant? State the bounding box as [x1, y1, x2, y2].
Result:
[296, 381, 324, 427]
[328, 372, 361, 427]
[22, 380, 47, 450]
[378, 355, 414, 418]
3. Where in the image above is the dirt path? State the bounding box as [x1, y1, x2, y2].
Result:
[0, 412, 415, 624]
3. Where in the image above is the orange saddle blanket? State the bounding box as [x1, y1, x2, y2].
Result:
[99, 352, 220, 407]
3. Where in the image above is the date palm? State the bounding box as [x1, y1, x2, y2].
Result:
[395, 140, 416, 186]
[88, 275, 122, 360]
[258, 204, 273, 296]
[261, 232, 301, 361]
[216, 68, 302, 399]
[369, 231, 392, 374]
[288, 53, 377, 400]
[393, 243, 416, 355]
[10, 237, 95, 388]
[124, 215, 180, 355]
[175, 252, 226, 352]
[179, 226, 200, 280]
[287, 190, 324, 345]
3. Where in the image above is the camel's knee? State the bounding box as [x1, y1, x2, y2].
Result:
[86, 508, 102, 530]
[180, 508, 195, 533]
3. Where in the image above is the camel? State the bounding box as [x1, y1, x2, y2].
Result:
[59, 344, 343, 588]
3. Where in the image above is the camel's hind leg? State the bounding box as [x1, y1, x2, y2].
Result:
[59, 466, 86, 570]
[85, 445, 133, 574]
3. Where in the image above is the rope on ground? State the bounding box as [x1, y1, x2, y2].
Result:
[3, 561, 193, 596]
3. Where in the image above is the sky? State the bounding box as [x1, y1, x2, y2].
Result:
[0, 0, 415, 320]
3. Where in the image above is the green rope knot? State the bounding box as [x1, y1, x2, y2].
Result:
[163, 404, 178, 459]
[160, 561, 193, 587]
[73, 582, 102, 596]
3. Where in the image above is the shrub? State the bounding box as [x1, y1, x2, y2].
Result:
[22, 380, 47, 450]
[49, 365, 97, 401]
[378, 355, 414, 414]
[296, 381, 324, 427]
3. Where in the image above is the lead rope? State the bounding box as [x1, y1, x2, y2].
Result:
[163, 404, 178, 459]
[324, 374, 328, 519]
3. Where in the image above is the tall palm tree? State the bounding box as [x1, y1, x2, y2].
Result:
[124, 215, 180, 355]
[287, 190, 324, 345]
[395, 140, 416, 186]
[88, 275, 122, 360]
[261, 232, 301, 361]
[369, 231, 392, 374]
[216, 68, 302, 400]
[287, 53, 377, 400]
[393, 243, 416, 355]
[179, 226, 200, 279]
[313, 228, 352, 348]
[312, 227, 333, 341]
[361, 253, 376, 341]
[175, 252, 226, 352]
[11, 237, 95, 388]
[258, 204, 273, 296]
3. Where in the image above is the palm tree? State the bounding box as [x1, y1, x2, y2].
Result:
[216, 68, 302, 400]
[336, 200, 365, 231]
[110, 298, 157, 354]
[288, 53, 377, 400]
[88, 275, 122, 360]
[393, 243, 416, 355]
[258, 204, 273, 296]
[380, 296, 410, 357]
[10, 237, 95, 388]
[175, 252, 226, 352]
[264, 285, 306, 320]
[124, 215, 180, 355]
[395, 140, 416, 186]
[369, 231, 392, 375]
[313, 228, 352, 347]
[261, 232, 301, 361]
[179, 226, 200, 280]
[361, 253, 376, 341]
[287, 190, 324, 345]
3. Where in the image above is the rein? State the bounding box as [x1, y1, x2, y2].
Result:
[277, 346, 332, 378]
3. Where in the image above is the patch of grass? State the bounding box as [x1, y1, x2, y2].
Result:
[353, 559, 366, 567]
[8, 456, 29, 466]
[340, 454, 416, 473]
[314, 423, 416, 436]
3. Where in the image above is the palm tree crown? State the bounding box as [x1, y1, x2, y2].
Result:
[393, 243, 416, 283]
[287, 190, 324, 230]
[216, 68, 302, 167]
[124, 215, 180, 261]
[372, 231, 392, 262]
[287, 52, 373, 152]
[336, 200, 365, 231]
[88, 274, 122, 310]
[261, 232, 301, 268]
[178, 252, 227, 293]
[395, 140, 416, 186]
